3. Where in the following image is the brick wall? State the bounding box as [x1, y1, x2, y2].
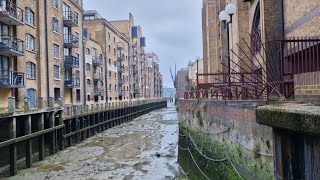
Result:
[294, 71, 320, 105]
[178, 99, 273, 179]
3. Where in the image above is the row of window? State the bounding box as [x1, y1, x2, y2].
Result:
[108, 85, 129, 91]
[86, 79, 103, 86]
[54, 88, 81, 101]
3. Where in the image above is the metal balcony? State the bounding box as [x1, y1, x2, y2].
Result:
[0, 71, 24, 88]
[133, 69, 138, 75]
[119, 90, 125, 96]
[118, 66, 124, 73]
[93, 73, 102, 80]
[0, 35, 24, 56]
[65, 78, 80, 88]
[94, 88, 103, 96]
[0, 1, 24, 26]
[64, 55, 79, 68]
[63, 11, 79, 27]
[64, 34, 79, 48]
[118, 78, 126, 85]
[134, 88, 140, 94]
[118, 55, 124, 62]
[132, 60, 137, 66]
[92, 56, 103, 66]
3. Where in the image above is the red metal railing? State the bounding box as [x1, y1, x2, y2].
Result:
[280, 37, 320, 99]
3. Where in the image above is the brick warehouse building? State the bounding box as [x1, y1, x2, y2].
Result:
[0, 0, 163, 110]
[200, 0, 319, 102]
[198, 0, 320, 179]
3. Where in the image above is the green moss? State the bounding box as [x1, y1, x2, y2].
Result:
[253, 143, 261, 159]
[179, 126, 240, 180]
[179, 125, 274, 180]
[37, 164, 65, 172]
[196, 110, 203, 127]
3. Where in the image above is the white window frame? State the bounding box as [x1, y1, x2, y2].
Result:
[25, 8, 35, 27]
[53, 0, 60, 9]
[54, 65, 60, 80]
[53, 44, 60, 59]
[26, 62, 36, 79]
[26, 34, 35, 52]
[53, 17, 60, 33]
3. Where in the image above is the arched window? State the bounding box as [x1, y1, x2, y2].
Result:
[252, 3, 261, 53]
[87, 79, 91, 86]
[108, 32, 110, 40]
[25, 8, 35, 26]
[26, 62, 36, 79]
[26, 34, 35, 51]
[114, 48, 116, 55]
[108, 45, 111, 52]
[101, 81, 104, 86]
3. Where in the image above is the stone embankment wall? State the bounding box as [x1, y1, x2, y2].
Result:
[178, 99, 274, 179]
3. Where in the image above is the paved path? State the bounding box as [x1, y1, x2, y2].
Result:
[7, 104, 180, 180]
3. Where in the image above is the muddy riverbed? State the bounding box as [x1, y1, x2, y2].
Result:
[6, 104, 183, 180]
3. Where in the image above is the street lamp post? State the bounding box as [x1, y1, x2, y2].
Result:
[219, 3, 236, 85]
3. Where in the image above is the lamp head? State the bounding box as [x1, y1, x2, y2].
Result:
[218, 10, 230, 22]
[225, 3, 236, 15]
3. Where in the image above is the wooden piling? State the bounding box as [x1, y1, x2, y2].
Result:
[9, 117, 17, 176]
[25, 115, 32, 168]
[38, 114, 45, 161]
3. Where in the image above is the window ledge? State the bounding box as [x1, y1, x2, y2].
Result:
[53, 6, 60, 11]
[26, 23, 36, 29]
[26, 49, 37, 54]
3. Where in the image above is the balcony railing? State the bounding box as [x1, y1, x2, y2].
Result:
[93, 72, 102, 80]
[65, 78, 80, 88]
[132, 60, 137, 66]
[0, 1, 24, 25]
[94, 88, 103, 96]
[64, 34, 79, 48]
[133, 69, 138, 75]
[63, 11, 78, 27]
[64, 55, 79, 67]
[118, 55, 124, 62]
[134, 88, 140, 94]
[119, 90, 125, 96]
[119, 78, 126, 85]
[92, 56, 103, 66]
[0, 35, 24, 56]
[0, 71, 24, 88]
[118, 66, 125, 73]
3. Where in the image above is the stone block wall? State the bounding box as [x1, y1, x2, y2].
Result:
[178, 99, 273, 179]
[294, 71, 320, 105]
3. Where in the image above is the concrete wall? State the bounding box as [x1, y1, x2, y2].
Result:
[178, 99, 274, 179]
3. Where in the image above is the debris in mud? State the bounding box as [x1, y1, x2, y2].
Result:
[155, 152, 161, 158]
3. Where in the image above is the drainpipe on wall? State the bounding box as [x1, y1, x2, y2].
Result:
[44, 0, 50, 106]
[280, 0, 285, 40]
[82, 26, 87, 106]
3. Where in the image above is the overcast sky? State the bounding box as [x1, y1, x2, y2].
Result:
[83, 0, 203, 88]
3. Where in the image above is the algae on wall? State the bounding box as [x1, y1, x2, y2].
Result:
[178, 126, 241, 180]
[178, 125, 274, 180]
[178, 99, 274, 180]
